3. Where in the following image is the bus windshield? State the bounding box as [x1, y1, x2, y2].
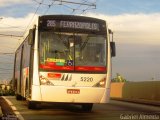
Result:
[39, 31, 106, 72]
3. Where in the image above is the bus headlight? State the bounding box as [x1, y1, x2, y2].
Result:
[93, 78, 106, 88]
[40, 75, 54, 85]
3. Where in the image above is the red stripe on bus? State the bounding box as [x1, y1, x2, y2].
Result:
[75, 66, 106, 72]
[39, 64, 74, 71]
[40, 64, 106, 72]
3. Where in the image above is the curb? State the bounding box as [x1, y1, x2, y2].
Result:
[2, 96, 24, 120]
[111, 97, 160, 106]
[0, 106, 3, 116]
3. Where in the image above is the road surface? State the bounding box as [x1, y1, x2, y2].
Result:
[0, 96, 160, 120]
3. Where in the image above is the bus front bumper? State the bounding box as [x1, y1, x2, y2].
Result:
[31, 85, 110, 103]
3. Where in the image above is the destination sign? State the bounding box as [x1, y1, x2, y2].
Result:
[39, 15, 107, 34]
[46, 20, 100, 31]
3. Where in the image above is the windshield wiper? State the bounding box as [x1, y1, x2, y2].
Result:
[56, 33, 73, 60]
[80, 36, 89, 51]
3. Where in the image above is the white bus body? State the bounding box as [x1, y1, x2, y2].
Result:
[13, 15, 115, 111]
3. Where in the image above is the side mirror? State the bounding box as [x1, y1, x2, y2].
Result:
[110, 42, 116, 57]
[28, 29, 35, 45]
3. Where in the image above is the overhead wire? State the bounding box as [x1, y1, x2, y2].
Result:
[0, 69, 13, 71]
[80, 0, 97, 14]
[0, 62, 13, 64]
[0, 0, 97, 80]
[0, 59, 14, 64]
[0, 73, 12, 74]
[0, 33, 22, 38]
[33, 0, 96, 15]
[0, 23, 25, 31]
[52, 0, 96, 7]
[43, 1, 56, 15]
[23, 0, 45, 35]
[0, 45, 15, 50]
[55, 0, 96, 14]
[0, 52, 14, 55]
[80, 6, 96, 14]
[0, 1, 44, 81]
[0, 0, 44, 79]
[0, 67, 13, 70]
[32, 0, 48, 6]
[71, 0, 89, 14]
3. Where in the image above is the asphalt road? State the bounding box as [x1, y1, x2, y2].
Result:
[1, 96, 160, 120]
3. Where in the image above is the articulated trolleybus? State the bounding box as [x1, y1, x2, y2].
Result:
[13, 15, 116, 111]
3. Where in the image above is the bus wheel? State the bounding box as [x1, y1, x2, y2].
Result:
[28, 101, 38, 109]
[16, 94, 22, 100]
[81, 103, 93, 112]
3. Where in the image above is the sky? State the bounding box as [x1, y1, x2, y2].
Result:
[0, 0, 160, 81]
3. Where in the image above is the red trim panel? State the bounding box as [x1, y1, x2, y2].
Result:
[40, 64, 106, 72]
[75, 66, 106, 72]
[39, 64, 74, 71]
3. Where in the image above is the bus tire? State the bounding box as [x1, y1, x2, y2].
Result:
[16, 94, 22, 100]
[81, 103, 93, 112]
[28, 101, 38, 109]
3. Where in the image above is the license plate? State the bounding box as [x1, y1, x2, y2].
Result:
[67, 89, 80, 94]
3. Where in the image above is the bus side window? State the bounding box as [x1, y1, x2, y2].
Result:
[110, 42, 116, 57]
[28, 29, 35, 45]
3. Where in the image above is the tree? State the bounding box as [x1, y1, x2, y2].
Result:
[112, 73, 127, 82]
